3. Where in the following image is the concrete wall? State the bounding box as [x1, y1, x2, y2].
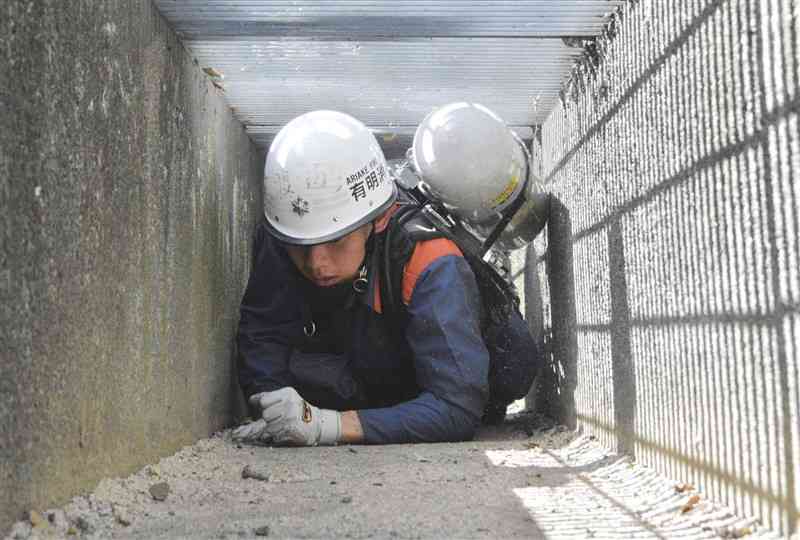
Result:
[525, 0, 799, 534]
[0, 0, 263, 531]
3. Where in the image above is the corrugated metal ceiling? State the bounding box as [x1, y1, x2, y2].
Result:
[154, 1, 623, 151]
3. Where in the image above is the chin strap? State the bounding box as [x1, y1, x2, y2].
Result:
[303, 320, 317, 337]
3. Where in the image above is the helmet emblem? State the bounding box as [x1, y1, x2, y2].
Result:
[291, 197, 310, 217]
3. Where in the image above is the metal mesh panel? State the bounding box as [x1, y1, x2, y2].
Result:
[154, 1, 623, 147]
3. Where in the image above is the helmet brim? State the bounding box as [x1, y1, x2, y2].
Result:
[263, 183, 398, 246]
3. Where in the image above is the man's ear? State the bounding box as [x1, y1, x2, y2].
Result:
[362, 222, 376, 254]
[363, 221, 375, 240]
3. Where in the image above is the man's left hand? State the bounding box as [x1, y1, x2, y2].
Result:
[233, 387, 341, 446]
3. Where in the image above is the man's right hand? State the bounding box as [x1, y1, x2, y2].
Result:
[233, 387, 341, 446]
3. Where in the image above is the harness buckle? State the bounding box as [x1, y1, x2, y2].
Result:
[303, 321, 316, 337]
[352, 264, 368, 294]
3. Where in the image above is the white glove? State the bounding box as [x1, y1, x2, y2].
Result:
[233, 387, 341, 446]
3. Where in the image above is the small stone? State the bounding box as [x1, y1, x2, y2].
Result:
[48, 509, 69, 531]
[674, 483, 694, 494]
[242, 465, 270, 482]
[348, 447, 358, 454]
[254, 525, 270, 536]
[28, 510, 46, 528]
[149, 482, 171, 501]
[76, 515, 95, 534]
[340, 496, 352, 504]
[8, 521, 32, 539]
[113, 505, 132, 526]
[681, 494, 701, 514]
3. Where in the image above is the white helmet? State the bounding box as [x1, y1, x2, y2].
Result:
[411, 102, 527, 224]
[263, 110, 397, 245]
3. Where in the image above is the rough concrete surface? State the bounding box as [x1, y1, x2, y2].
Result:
[3, 0, 799, 537]
[526, 0, 799, 535]
[0, 0, 263, 531]
[3, 411, 783, 539]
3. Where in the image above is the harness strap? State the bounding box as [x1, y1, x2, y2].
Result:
[381, 204, 421, 319]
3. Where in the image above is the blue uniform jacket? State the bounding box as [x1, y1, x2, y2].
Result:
[237, 217, 490, 444]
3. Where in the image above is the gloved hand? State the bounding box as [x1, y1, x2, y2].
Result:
[232, 387, 341, 446]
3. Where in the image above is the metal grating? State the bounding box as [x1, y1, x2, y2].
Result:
[154, 1, 623, 149]
[156, 1, 624, 40]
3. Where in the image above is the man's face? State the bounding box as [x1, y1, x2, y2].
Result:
[284, 223, 372, 287]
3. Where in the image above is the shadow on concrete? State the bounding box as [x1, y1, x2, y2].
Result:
[539, 197, 578, 429]
[608, 219, 636, 456]
[229, 336, 249, 423]
[543, 0, 728, 186]
[524, 202, 637, 459]
[536, 0, 800, 533]
[530, 448, 672, 539]
[522, 234, 547, 414]
[749, 0, 798, 531]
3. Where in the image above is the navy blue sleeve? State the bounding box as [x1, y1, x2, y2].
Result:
[237, 222, 301, 400]
[357, 255, 490, 443]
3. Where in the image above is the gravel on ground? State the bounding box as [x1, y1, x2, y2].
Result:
[4, 410, 781, 539]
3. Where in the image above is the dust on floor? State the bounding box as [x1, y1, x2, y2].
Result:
[5, 411, 782, 539]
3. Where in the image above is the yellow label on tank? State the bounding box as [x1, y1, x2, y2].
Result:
[492, 174, 520, 207]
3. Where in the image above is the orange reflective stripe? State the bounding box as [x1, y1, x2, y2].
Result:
[373, 275, 383, 314]
[401, 238, 463, 305]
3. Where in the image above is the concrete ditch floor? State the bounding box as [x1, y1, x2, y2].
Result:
[6, 411, 781, 540]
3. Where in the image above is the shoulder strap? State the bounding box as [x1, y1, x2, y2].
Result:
[460, 250, 519, 326]
[379, 204, 441, 323]
[377, 193, 521, 331]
